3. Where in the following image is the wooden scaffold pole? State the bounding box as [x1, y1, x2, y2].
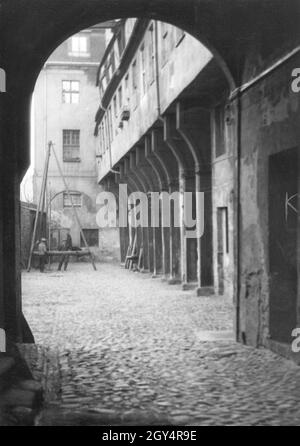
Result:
[51, 142, 97, 271]
[27, 141, 97, 272]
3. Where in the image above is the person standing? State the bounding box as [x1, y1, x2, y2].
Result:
[38, 238, 47, 272]
[58, 231, 73, 271]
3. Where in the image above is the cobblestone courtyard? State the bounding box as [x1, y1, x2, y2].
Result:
[22, 263, 300, 426]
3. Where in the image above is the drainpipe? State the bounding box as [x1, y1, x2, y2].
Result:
[235, 91, 242, 343]
[228, 85, 242, 343]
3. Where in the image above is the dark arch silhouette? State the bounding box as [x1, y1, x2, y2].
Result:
[2, 0, 298, 177]
[1, 0, 299, 343]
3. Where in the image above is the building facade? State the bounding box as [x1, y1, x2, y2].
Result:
[33, 26, 108, 258]
[95, 18, 235, 297]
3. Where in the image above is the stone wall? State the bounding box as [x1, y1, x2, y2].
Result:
[239, 54, 300, 349]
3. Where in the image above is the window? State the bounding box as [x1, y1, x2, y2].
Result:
[132, 60, 138, 108]
[70, 35, 89, 56]
[62, 80, 79, 104]
[148, 25, 155, 84]
[104, 115, 110, 148]
[132, 60, 138, 90]
[63, 130, 80, 162]
[125, 73, 130, 105]
[63, 192, 82, 208]
[215, 105, 226, 157]
[113, 95, 118, 118]
[80, 229, 99, 247]
[100, 123, 105, 154]
[118, 85, 123, 109]
[140, 44, 146, 94]
[98, 122, 105, 155]
[161, 23, 169, 66]
[108, 106, 113, 141]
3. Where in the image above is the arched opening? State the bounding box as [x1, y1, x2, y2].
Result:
[19, 14, 236, 424]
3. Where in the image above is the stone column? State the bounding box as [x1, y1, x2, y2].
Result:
[148, 199, 154, 273]
[0, 97, 22, 341]
[152, 225, 163, 277]
[182, 170, 198, 288]
[142, 226, 150, 272]
[160, 192, 170, 280]
[168, 180, 181, 284]
[119, 226, 129, 264]
[196, 169, 213, 296]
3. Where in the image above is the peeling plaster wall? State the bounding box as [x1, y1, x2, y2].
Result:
[239, 55, 300, 347]
[211, 102, 236, 298]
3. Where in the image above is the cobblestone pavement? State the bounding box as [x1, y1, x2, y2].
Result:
[22, 263, 300, 426]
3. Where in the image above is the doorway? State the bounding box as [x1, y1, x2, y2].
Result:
[269, 147, 298, 344]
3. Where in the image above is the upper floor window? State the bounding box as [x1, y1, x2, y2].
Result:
[118, 85, 123, 109]
[63, 192, 82, 208]
[132, 60, 138, 91]
[100, 123, 105, 154]
[63, 130, 80, 162]
[70, 35, 89, 57]
[161, 23, 169, 67]
[140, 44, 146, 95]
[108, 106, 113, 142]
[104, 115, 110, 148]
[149, 25, 155, 84]
[62, 81, 79, 104]
[125, 73, 130, 106]
[113, 95, 118, 118]
[132, 60, 138, 109]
